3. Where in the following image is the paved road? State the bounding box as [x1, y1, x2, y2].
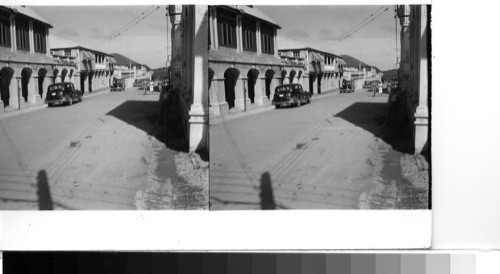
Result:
[0, 87, 163, 210]
[210, 89, 390, 209]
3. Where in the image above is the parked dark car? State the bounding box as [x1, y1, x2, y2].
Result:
[45, 82, 82, 107]
[272, 84, 310, 108]
[111, 78, 125, 91]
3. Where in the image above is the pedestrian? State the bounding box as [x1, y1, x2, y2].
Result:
[372, 82, 377, 97]
[377, 81, 383, 96]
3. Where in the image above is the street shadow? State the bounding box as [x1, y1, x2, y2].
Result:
[37, 170, 53, 210]
[335, 102, 412, 154]
[259, 172, 276, 210]
[106, 100, 188, 153]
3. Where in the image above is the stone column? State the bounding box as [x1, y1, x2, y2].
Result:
[414, 5, 429, 154]
[46, 26, 51, 57]
[188, 5, 209, 152]
[253, 75, 265, 106]
[29, 21, 34, 54]
[234, 76, 246, 110]
[9, 75, 20, 109]
[273, 28, 278, 57]
[236, 15, 242, 53]
[256, 21, 262, 55]
[10, 15, 16, 52]
[209, 7, 218, 49]
[28, 75, 36, 104]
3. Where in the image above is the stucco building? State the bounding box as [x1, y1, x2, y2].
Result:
[110, 53, 151, 87]
[0, 6, 76, 113]
[340, 54, 381, 88]
[397, 5, 430, 154]
[278, 36, 345, 95]
[50, 44, 116, 94]
[168, 5, 208, 153]
[208, 5, 304, 117]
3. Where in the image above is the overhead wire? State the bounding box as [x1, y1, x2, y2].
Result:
[323, 6, 391, 50]
[96, 5, 162, 48]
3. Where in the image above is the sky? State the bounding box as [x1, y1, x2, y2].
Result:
[32, 6, 168, 69]
[259, 5, 400, 71]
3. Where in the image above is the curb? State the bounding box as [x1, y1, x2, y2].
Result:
[210, 90, 340, 125]
[0, 88, 112, 121]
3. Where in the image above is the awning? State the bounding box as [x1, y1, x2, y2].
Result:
[337, 58, 346, 65]
[309, 52, 324, 63]
[107, 56, 117, 64]
[80, 51, 95, 61]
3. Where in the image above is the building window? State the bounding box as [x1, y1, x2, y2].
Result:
[64, 49, 71, 56]
[242, 18, 256, 52]
[16, 17, 29, 51]
[293, 51, 300, 58]
[261, 23, 274, 54]
[217, 9, 237, 48]
[34, 24, 46, 53]
[0, 11, 11, 48]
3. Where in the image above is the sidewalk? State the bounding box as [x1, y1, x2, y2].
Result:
[210, 88, 342, 124]
[0, 87, 111, 121]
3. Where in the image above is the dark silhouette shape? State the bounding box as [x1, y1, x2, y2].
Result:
[259, 172, 276, 210]
[37, 170, 53, 210]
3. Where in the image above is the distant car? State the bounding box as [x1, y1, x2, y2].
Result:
[111, 78, 125, 91]
[45, 82, 82, 107]
[363, 80, 373, 88]
[272, 84, 310, 108]
[133, 78, 148, 87]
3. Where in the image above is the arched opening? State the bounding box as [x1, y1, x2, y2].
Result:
[264, 69, 275, 99]
[0, 67, 15, 107]
[53, 69, 59, 84]
[80, 72, 88, 93]
[247, 69, 259, 104]
[88, 71, 94, 92]
[38, 68, 47, 98]
[223, 68, 239, 109]
[309, 73, 316, 96]
[21, 68, 33, 102]
[61, 69, 68, 82]
[281, 70, 287, 85]
[317, 73, 323, 94]
[289, 70, 297, 84]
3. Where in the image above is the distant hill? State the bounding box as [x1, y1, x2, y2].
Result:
[110, 53, 151, 70]
[382, 69, 398, 81]
[340, 54, 382, 73]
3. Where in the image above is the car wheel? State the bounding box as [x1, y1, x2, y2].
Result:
[275, 105, 280, 109]
[48, 103, 53, 107]
[307, 97, 311, 104]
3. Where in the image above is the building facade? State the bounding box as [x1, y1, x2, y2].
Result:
[51, 46, 116, 93]
[278, 39, 345, 95]
[208, 5, 304, 117]
[168, 5, 208, 153]
[397, 5, 430, 154]
[0, 6, 76, 113]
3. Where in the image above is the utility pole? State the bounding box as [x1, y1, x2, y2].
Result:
[394, 5, 399, 70]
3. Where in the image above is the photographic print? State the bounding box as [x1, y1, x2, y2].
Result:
[209, 5, 431, 210]
[0, 5, 209, 210]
